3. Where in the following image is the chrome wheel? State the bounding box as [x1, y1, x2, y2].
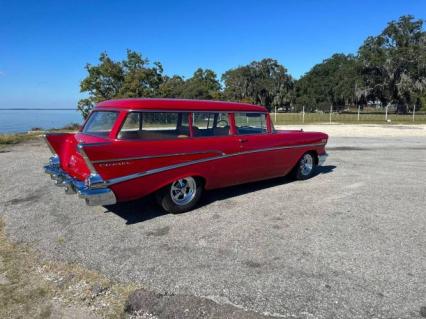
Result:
[170, 177, 197, 206]
[300, 153, 314, 176]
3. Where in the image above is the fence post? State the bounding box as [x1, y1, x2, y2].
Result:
[413, 104, 416, 122]
[302, 105, 305, 124]
[385, 104, 389, 122]
[357, 104, 360, 121]
[274, 106, 277, 124]
[329, 105, 332, 124]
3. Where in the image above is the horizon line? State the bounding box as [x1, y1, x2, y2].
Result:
[0, 108, 77, 111]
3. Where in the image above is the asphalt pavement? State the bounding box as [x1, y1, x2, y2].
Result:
[0, 135, 425, 319]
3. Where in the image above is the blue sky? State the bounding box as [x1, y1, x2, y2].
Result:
[0, 0, 425, 109]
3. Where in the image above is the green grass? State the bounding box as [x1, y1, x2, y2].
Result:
[271, 112, 426, 125]
[0, 133, 41, 150]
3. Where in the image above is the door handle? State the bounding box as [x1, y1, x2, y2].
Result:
[238, 138, 249, 143]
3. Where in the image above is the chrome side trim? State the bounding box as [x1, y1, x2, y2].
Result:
[78, 142, 112, 147]
[105, 142, 326, 186]
[77, 144, 98, 174]
[92, 150, 226, 164]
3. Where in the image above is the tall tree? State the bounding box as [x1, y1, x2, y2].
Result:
[358, 15, 426, 113]
[180, 68, 222, 100]
[294, 54, 361, 112]
[222, 59, 293, 111]
[158, 75, 185, 98]
[119, 50, 164, 98]
[78, 50, 164, 118]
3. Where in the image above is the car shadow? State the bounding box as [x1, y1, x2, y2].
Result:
[103, 165, 336, 225]
[314, 164, 336, 176]
[201, 165, 336, 206]
[103, 195, 167, 225]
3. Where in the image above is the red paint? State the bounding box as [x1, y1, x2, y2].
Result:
[96, 98, 266, 113]
[46, 99, 328, 203]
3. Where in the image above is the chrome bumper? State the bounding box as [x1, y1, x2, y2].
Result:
[318, 153, 328, 166]
[44, 155, 116, 206]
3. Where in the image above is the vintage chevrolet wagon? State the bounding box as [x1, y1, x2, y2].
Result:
[44, 99, 328, 213]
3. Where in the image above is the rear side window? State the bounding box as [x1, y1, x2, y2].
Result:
[234, 113, 267, 135]
[83, 111, 118, 137]
[118, 112, 190, 140]
[192, 112, 230, 137]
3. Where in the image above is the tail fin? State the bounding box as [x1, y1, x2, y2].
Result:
[44, 133, 77, 167]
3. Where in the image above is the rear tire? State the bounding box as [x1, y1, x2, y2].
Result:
[156, 177, 203, 214]
[292, 152, 317, 180]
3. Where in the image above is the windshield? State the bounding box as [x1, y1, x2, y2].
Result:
[82, 111, 118, 137]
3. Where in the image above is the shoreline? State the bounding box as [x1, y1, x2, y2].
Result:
[0, 123, 81, 135]
[0, 124, 80, 150]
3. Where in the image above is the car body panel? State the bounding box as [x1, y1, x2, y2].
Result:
[43, 98, 328, 205]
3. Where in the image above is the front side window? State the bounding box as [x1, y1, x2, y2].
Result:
[83, 111, 119, 137]
[192, 112, 230, 137]
[234, 113, 267, 135]
[118, 112, 189, 140]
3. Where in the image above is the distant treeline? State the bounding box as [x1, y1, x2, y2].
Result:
[78, 15, 426, 118]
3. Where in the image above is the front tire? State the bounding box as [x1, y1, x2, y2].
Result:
[292, 152, 317, 180]
[156, 177, 203, 214]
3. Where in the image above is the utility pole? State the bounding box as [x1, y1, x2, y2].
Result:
[329, 104, 332, 124]
[302, 105, 305, 124]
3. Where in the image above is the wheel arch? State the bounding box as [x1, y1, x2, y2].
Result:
[307, 150, 319, 165]
[154, 172, 208, 193]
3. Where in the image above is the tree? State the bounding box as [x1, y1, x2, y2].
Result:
[358, 15, 426, 113]
[180, 68, 222, 100]
[294, 54, 361, 112]
[77, 15, 425, 117]
[158, 75, 185, 98]
[119, 50, 164, 98]
[78, 52, 124, 118]
[78, 50, 164, 118]
[222, 59, 293, 111]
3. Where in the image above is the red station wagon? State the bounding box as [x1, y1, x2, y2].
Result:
[44, 99, 328, 213]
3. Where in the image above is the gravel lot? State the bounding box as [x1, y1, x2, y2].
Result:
[1, 125, 425, 318]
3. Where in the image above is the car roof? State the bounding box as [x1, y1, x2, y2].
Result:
[95, 98, 267, 112]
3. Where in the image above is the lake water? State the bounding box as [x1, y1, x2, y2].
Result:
[0, 109, 83, 133]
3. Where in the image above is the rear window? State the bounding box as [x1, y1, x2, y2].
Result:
[234, 113, 267, 135]
[192, 112, 230, 137]
[118, 112, 190, 140]
[83, 111, 118, 137]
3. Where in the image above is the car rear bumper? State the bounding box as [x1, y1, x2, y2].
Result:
[318, 153, 328, 166]
[44, 155, 116, 206]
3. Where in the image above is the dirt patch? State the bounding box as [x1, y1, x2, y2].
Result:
[125, 288, 274, 319]
[0, 217, 276, 318]
[0, 218, 136, 319]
